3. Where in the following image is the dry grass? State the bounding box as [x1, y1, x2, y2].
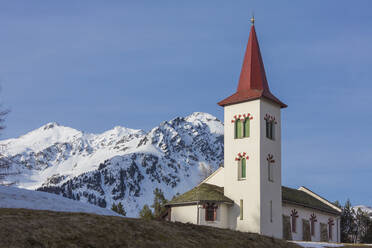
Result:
[0, 208, 302, 248]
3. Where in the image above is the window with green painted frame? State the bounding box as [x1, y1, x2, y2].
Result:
[243, 119, 250, 137]
[238, 158, 246, 180]
[235, 118, 250, 138]
[235, 119, 243, 138]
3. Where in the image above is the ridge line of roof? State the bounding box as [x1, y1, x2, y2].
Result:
[298, 186, 341, 212]
[282, 186, 340, 215]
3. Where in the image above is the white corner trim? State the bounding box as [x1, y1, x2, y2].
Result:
[298, 186, 342, 213]
[197, 167, 224, 187]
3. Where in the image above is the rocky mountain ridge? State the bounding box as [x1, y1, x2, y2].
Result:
[0, 112, 224, 217]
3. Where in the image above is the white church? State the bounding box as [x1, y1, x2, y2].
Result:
[164, 22, 342, 242]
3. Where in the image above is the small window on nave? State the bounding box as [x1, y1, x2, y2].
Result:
[204, 203, 217, 222]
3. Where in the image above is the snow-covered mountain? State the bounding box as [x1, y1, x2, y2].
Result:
[0, 112, 224, 217]
[354, 205, 372, 217]
[0, 185, 119, 216]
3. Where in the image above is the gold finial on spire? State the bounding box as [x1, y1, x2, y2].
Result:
[250, 14, 255, 25]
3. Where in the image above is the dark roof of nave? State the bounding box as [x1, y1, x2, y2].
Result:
[165, 183, 234, 206]
[282, 186, 340, 215]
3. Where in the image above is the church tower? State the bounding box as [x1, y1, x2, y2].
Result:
[218, 22, 287, 238]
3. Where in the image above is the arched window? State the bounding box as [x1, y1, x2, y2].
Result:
[265, 114, 276, 140]
[310, 213, 317, 236]
[266, 120, 274, 139]
[291, 209, 299, 233]
[240, 158, 246, 179]
[235, 153, 248, 180]
[232, 114, 253, 139]
[235, 119, 243, 138]
[243, 118, 250, 137]
[267, 154, 275, 182]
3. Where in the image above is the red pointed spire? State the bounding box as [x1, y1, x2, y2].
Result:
[218, 25, 287, 108]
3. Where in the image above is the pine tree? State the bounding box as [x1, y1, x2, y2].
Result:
[151, 188, 168, 218]
[139, 204, 153, 220]
[340, 200, 372, 244]
[117, 202, 126, 216]
[111, 202, 126, 216]
[111, 203, 118, 213]
[341, 199, 355, 243]
[354, 208, 370, 243]
[361, 218, 372, 243]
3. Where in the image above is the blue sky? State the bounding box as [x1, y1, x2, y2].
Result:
[0, 1, 371, 206]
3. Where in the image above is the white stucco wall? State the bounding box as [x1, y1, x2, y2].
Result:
[171, 203, 230, 229]
[259, 99, 283, 238]
[198, 203, 230, 229]
[223, 99, 262, 233]
[283, 203, 340, 242]
[171, 205, 198, 224]
[223, 98, 283, 238]
[202, 167, 224, 187]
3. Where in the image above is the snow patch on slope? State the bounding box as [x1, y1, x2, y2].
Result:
[354, 205, 372, 219]
[292, 241, 342, 247]
[0, 185, 119, 216]
[354, 205, 372, 213]
[292, 241, 372, 247]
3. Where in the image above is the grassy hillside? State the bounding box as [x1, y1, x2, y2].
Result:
[0, 208, 301, 248]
